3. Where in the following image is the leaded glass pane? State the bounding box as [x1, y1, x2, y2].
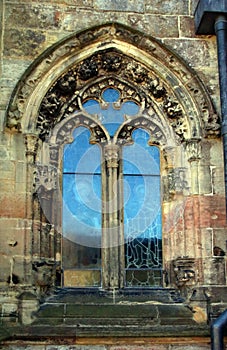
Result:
[123, 128, 162, 287]
[83, 88, 139, 136]
[62, 127, 101, 287]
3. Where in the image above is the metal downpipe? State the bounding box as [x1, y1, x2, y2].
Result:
[215, 15, 227, 216]
[211, 309, 227, 350]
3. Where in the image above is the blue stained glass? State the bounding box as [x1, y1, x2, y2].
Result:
[123, 128, 162, 280]
[120, 101, 140, 116]
[123, 129, 160, 175]
[63, 127, 101, 173]
[63, 126, 102, 252]
[82, 99, 100, 115]
[82, 88, 140, 136]
[102, 88, 120, 102]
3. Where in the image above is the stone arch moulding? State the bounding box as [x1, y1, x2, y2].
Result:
[5, 22, 220, 142]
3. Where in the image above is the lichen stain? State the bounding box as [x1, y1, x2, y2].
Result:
[193, 306, 207, 323]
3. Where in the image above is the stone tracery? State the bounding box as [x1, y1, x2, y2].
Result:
[5, 23, 218, 141]
[4, 23, 221, 293]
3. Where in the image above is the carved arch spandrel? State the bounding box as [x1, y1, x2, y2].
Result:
[5, 23, 219, 142]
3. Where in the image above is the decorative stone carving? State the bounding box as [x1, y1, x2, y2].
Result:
[5, 23, 218, 142]
[24, 134, 40, 163]
[78, 56, 99, 81]
[34, 164, 58, 193]
[104, 144, 119, 168]
[125, 61, 148, 83]
[102, 53, 122, 72]
[32, 260, 60, 295]
[185, 140, 202, 162]
[163, 97, 182, 118]
[173, 257, 196, 288]
[148, 79, 166, 99]
[116, 116, 167, 146]
[167, 168, 189, 193]
[52, 113, 109, 147]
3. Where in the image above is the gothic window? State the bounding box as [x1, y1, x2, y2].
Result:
[62, 87, 162, 289]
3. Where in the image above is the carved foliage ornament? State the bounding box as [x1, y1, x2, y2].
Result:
[36, 52, 188, 142]
[6, 23, 219, 140]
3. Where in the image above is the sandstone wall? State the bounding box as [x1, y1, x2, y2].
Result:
[0, 0, 227, 348]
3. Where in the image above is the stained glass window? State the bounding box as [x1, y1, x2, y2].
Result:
[62, 87, 162, 288]
[123, 129, 162, 287]
[62, 127, 102, 287]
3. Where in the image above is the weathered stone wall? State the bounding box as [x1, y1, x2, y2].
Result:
[0, 0, 227, 348]
[1, 343, 227, 350]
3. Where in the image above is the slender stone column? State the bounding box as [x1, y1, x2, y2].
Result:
[102, 144, 124, 289]
[24, 134, 40, 282]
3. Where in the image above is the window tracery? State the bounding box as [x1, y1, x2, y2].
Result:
[6, 23, 220, 295]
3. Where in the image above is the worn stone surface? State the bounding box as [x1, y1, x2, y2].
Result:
[0, 0, 227, 348]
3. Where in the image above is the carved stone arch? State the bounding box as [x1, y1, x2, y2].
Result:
[49, 111, 110, 148]
[5, 23, 219, 143]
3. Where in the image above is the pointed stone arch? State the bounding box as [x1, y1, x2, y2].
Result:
[5, 23, 223, 295]
[5, 23, 219, 142]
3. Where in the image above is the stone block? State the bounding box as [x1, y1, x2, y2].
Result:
[94, 0, 144, 12]
[163, 38, 217, 69]
[210, 141, 224, 166]
[180, 16, 196, 38]
[5, 3, 60, 30]
[61, 9, 128, 32]
[210, 196, 227, 228]
[212, 167, 225, 195]
[4, 28, 46, 58]
[109, 346, 168, 350]
[9, 346, 45, 350]
[200, 228, 213, 258]
[0, 192, 26, 218]
[0, 85, 15, 109]
[46, 346, 106, 350]
[203, 257, 226, 285]
[15, 162, 27, 193]
[0, 160, 15, 180]
[0, 255, 11, 283]
[0, 146, 9, 160]
[129, 14, 179, 38]
[11, 134, 26, 161]
[145, 0, 188, 15]
[65, 304, 158, 319]
[198, 165, 212, 194]
[2, 59, 31, 82]
[190, 0, 200, 15]
[213, 228, 227, 255]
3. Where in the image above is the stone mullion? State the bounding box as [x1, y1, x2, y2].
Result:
[102, 144, 123, 289]
[118, 150, 125, 289]
[49, 144, 62, 269]
[101, 147, 109, 289]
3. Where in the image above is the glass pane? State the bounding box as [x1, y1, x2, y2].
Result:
[102, 88, 120, 102]
[123, 128, 162, 287]
[123, 129, 160, 175]
[82, 88, 140, 136]
[64, 269, 101, 287]
[125, 269, 162, 287]
[62, 127, 102, 287]
[64, 127, 101, 173]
